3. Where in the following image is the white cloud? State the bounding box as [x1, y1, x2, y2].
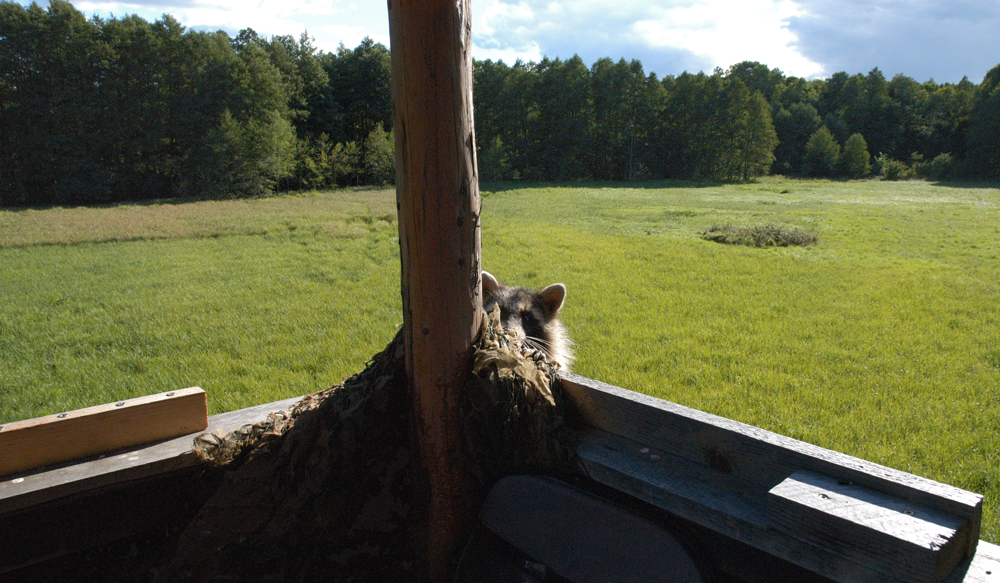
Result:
[472, 42, 543, 65]
[24, 0, 1000, 82]
[170, 6, 306, 35]
[472, 0, 825, 78]
[310, 23, 389, 53]
[71, 0, 388, 53]
[632, 0, 825, 77]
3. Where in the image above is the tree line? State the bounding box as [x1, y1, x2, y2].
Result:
[2, 1, 998, 208]
[475, 58, 1000, 183]
[0, 1, 395, 207]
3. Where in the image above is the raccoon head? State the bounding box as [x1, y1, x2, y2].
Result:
[481, 271, 573, 371]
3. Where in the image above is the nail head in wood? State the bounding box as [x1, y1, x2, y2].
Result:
[0, 388, 208, 478]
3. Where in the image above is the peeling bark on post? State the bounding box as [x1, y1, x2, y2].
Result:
[387, 0, 481, 580]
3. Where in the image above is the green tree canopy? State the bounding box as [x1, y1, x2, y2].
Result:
[966, 64, 1000, 179]
[774, 102, 822, 174]
[841, 133, 872, 178]
[804, 126, 841, 177]
[361, 122, 395, 185]
[2, 1, 997, 207]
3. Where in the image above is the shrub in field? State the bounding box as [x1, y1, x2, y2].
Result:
[919, 153, 956, 180]
[876, 154, 916, 181]
[701, 224, 818, 247]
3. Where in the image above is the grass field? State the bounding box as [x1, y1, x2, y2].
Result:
[2, 177, 999, 541]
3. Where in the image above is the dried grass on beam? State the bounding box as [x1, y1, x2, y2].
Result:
[154, 307, 580, 583]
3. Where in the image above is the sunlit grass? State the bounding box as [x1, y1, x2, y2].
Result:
[0, 189, 397, 248]
[479, 177, 1000, 541]
[1, 190, 401, 418]
[1, 178, 999, 541]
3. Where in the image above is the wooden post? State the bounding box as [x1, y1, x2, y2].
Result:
[387, 0, 481, 580]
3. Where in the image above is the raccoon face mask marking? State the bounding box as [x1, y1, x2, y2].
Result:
[481, 271, 574, 372]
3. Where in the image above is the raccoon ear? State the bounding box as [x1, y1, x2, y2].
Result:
[539, 283, 567, 315]
[481, 271, 500, 296]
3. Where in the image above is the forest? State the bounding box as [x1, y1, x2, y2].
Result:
[2, 0, 999, 208]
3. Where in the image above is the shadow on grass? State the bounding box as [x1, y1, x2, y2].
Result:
[480, 178, 728, 193]
[928, 179, 1000, 190]
[1, 184, 388, 213]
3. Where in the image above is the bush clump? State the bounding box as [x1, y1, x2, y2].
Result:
[702, 224, 818, 248]
[876, 154, 917, 181]
[919, 153, 957, 181]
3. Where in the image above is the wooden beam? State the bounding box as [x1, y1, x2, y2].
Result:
[562, 373, 983, 582]
[0, 388, 208, 478]
[0, 396, 301, 574]
[388, 0, 481, 580]
[576, 427, 897, 582]
[2, 380, 996, 583]
[944, 541, 1000, 583]
[0, 395, 299, 515]
[561, 374, 981, 541]
[768, 470, 969, 583]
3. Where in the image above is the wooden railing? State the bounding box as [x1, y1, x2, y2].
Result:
[561, 373, 996, 583]
[1, 378, 997, 582]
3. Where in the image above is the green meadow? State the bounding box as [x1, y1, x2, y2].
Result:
[1, 178, 999, 541]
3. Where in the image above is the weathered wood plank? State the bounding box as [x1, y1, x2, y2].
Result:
[0, 388, 207, 478]
[578, 428, 767, 528]
[944, 541, 1000, 583]
[0, 396, 300, 515]
[561, 372, 983, 559]
[578, 427, 904, 583]
[768, 470, 969, 583]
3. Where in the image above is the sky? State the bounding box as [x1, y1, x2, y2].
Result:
[25, 0, 1000, 83]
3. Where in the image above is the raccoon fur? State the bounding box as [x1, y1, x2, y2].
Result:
[481, 271, 574, 372]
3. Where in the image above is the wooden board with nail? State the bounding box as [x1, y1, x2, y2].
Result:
[0, 388, 208, 478]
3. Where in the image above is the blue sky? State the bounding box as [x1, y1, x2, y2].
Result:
[25, 0, 1000, 83]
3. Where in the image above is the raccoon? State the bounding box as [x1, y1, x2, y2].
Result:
[481, 271, 574, 372]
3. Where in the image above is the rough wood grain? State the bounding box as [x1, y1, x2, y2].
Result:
[944, 541, 1000, 583]
[578, 427, 902, 583]
[389, 0, 481, 579]
[768, 470, 969, 583]
[0, 396, 300, 515]
[0, 388, 207, 479]
[560, 372, 982, 559]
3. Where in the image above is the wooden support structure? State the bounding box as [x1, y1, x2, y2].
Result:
[388, 0, 481, 579]
[1, 1, 993, 581]
[0, 396, 300, 574]
[0, 388, 207, 479]
[561, 373, 985, 583]
[769, 470, 967, 583]
[0, 382, 996, 582]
